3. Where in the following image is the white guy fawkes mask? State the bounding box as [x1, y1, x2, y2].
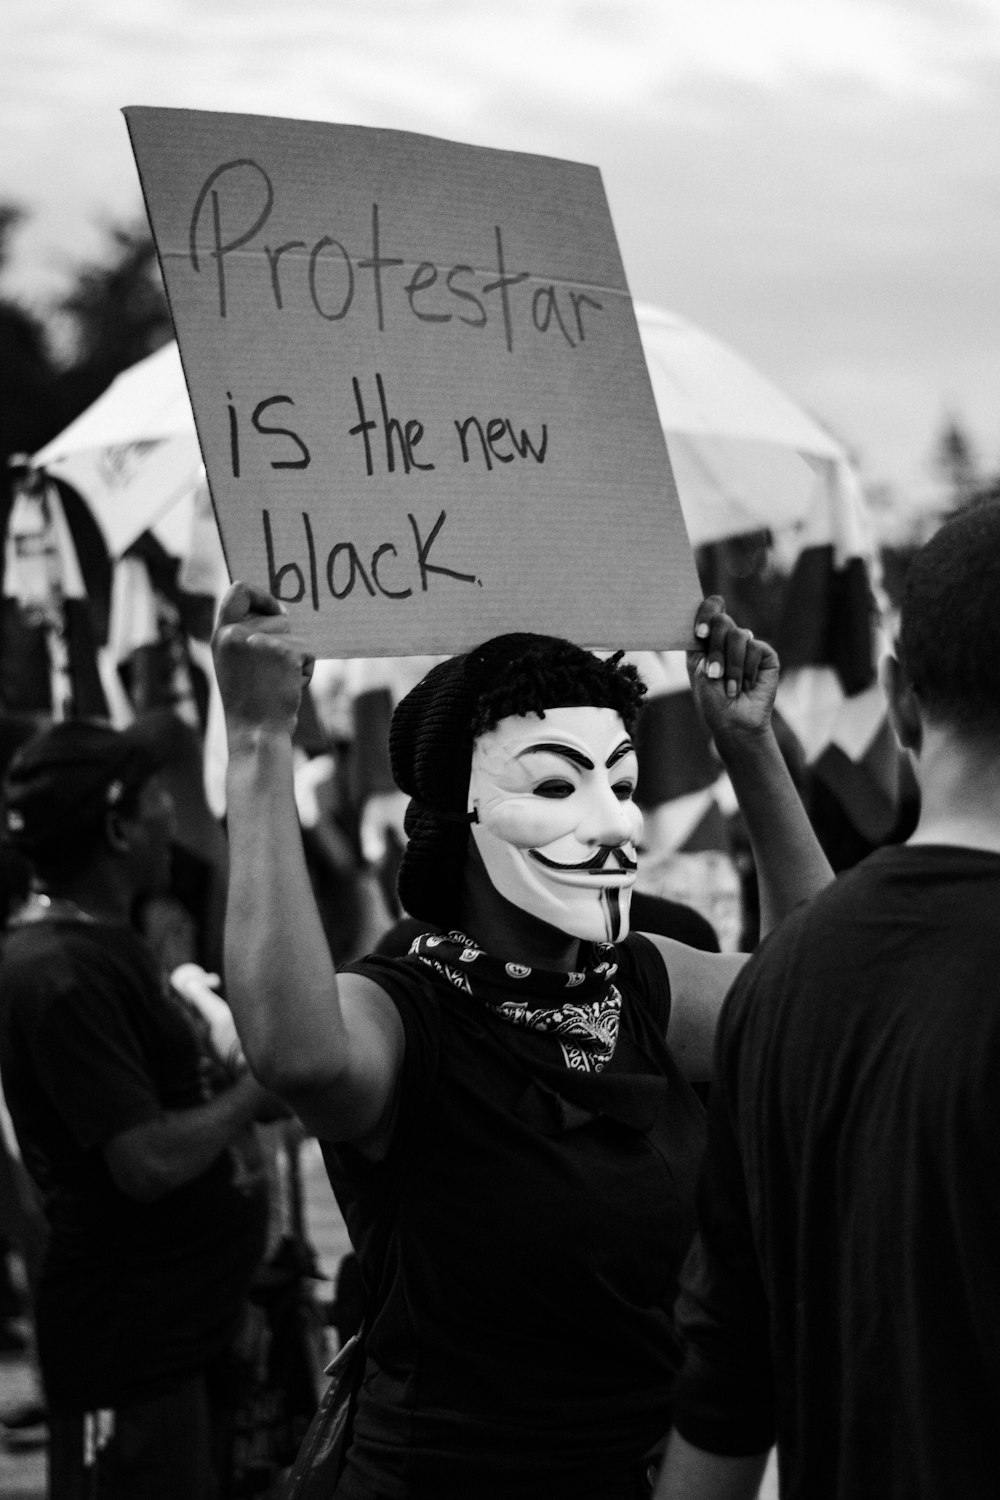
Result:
[467, 705, 643, 944]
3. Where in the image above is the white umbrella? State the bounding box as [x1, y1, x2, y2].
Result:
[25, 343, 223, 737]
[635, 301, 883, 745]
[23, 313, 887, 851]
[634, 301, 864, 554]
[31, 341, 202, 558]
[629, 305, 887, 863]
[30, 309, 868, 562]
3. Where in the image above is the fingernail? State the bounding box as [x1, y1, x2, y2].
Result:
[726, 679, 737, 699]
[695, 622, 709, 639]
[707, 661, 722, 680]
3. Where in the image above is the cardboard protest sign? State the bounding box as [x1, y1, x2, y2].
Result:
[125, 106, 701, 658]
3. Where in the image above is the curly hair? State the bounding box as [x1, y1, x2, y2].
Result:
[470, 643, 646, 739]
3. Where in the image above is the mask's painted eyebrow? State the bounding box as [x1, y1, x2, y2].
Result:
[517, 742, 594, 770]
[606, 739, 636, 769]
[515, 737, 636, 772]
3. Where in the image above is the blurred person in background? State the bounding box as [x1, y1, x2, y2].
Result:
[0, 716, 48, 1450]
[0, 720, 279, 1500]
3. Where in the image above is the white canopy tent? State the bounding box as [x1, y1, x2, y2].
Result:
[31, 341, 202, 560]
[29, 310, 871, 567]
[22, 309, 888, 853]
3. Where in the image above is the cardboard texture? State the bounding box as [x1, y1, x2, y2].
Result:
[124, 106, 700, 658]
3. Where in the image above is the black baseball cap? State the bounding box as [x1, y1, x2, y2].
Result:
[3, 718, 171, 860]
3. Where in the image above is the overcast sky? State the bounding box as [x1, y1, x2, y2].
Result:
[5, 0, 1000, 507]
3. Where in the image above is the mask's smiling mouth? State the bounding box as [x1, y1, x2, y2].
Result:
[528, 845, 638, 877]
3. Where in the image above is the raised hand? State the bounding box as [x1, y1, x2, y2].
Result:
[686, 595, 779, 746]
[212, 582, 315, 739]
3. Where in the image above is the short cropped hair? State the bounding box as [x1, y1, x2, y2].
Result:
[3, 720, 166, 885]
[898, 497, 1000, 738]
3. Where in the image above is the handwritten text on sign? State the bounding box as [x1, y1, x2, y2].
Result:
[125, 108, 700, 657]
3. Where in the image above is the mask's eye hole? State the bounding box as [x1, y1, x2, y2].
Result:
[612, 780, 636, 802]
[533, 779, 574, 799]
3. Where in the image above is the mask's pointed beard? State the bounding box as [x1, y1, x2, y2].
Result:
[602, 887, 622, 943]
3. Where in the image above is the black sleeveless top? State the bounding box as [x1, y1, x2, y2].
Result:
[323, 932, 706, 1500]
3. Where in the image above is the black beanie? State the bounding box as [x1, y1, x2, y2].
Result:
[389, 633, 644, 926]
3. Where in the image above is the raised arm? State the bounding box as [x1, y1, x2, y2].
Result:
[212, 583, 404, 1148]
[655, 1437, 768, 1500]
[641, 598, 832, 1080]
[687, 596, 831, 937]
[104, 1072, 277, 1202]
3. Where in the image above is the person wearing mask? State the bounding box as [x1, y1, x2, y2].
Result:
[212, 586, 831, 1499]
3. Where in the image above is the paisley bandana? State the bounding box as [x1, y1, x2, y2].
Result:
[410, 929, 622, 1073]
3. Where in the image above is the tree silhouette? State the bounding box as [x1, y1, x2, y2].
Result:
[0, 206, 59, 447]
[0, 207, 174, 466]
[51, 216, 172, 430]
[934, 416, 980, 508]
[0, 207, 174, 717]
[0, 204, 60, 523]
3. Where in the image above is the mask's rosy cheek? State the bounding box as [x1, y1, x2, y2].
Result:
[483, 802, 572, 849]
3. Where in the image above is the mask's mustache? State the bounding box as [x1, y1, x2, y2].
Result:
[530, 845, 638, 874]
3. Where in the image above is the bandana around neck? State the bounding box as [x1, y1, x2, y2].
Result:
[410, 929, 622, 1073]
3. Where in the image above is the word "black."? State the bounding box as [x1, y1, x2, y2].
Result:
[263, 507, 477, 607]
